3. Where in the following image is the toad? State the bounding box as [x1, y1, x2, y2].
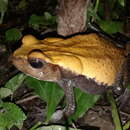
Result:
[12, 33, 130, 119]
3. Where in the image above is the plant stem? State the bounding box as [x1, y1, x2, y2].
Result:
[107, 90, 122, 130]
[94, 0, 99, 13]
[29, 122, 42, 130]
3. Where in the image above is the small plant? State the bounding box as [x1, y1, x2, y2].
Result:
[0, 74, 27, 129]
[25, 76, 100, 122]
[87, 0, 125, 34]
[29, 12, 57, 30]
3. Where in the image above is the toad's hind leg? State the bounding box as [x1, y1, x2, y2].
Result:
[118, 43, 130, 108]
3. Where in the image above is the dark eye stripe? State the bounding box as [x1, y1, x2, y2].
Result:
[28, 58, 43, 68]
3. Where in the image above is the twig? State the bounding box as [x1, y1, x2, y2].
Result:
[16, 95, 39, 104]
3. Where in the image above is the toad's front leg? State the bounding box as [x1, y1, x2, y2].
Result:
[51, 79, 75, 121]
[58, 79, 76, 116]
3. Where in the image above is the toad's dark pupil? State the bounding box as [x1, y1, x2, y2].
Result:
[28, 58, 43, 68]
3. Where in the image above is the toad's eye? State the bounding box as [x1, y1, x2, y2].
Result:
[28, 58, 43, 68]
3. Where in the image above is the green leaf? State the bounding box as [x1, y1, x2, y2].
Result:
[28, 12, 57, 30]
[44, 12, 52, 21]
[118, 0, 124, 6]
[123, 120, 130, 130]
[99, 20, 123, 34]
[0, 88, 12, 99]
[26, 77, 100, 122]
[35, 125, 82, 130]
[0, 0, 8, 12]
[0, 126, 6, 130]
[25, 77, 64, 121]
[127, 84, 130, 91]
[29, 14, 45, 29]
[17, 0, 28, 10]
[69, 88, 100, 121]
[0, 0, 8, 23]
[5, 73, 26, 93]
[0, 102, 26, 129]
[5, 28, 22, 42]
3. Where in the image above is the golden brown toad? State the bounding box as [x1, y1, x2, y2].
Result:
[12, 33, 130, 118]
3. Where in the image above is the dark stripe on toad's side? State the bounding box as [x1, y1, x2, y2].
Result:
[71, 75, 108, 94]
[59, 67, 109, 94]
